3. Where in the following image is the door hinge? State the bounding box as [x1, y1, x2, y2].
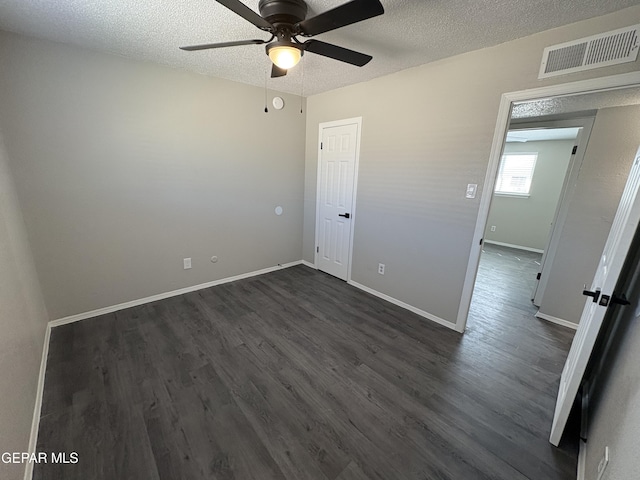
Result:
[320, 142, 323, 150]
[572, 145, 578, 155]
[316, 246, 319, 253]
[536, 272, 541, 280]
[479, 238, 483, 245]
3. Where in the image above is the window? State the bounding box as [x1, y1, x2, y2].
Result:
[494, 153, 537, 196]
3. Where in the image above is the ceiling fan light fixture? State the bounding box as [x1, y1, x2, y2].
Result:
[267, 43, 302, 69]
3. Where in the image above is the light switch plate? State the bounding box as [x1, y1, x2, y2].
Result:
[466, 184, 478, 198]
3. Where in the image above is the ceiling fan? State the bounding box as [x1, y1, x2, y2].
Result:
[180, 0, 384, 78]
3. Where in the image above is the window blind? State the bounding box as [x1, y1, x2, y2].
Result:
[495, 153, 537, 195]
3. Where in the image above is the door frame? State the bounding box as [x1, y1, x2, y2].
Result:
[455, 71, 640, 333]
[313, 117, 363, 282]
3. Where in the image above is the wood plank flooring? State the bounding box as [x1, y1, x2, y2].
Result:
[470, 243, 543, 323]
[34, 258, 577, 480]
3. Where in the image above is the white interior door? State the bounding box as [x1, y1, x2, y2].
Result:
[316, 122, 359, 280]
[510, 118, 594, 307]
[550, 147, 640, 446]
[531, 137, 580, 305]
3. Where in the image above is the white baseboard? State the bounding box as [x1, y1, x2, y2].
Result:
[50, 260, 303, 328]
[348, 280, 458, 332]
[483, 240, 544, 254]
[535, 311, 578, 330]
[24, 324, 51, 480]
[301, 260, 316, 269]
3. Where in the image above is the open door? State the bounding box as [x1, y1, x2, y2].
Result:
[549, 146, 640, 445]
[530, 124, 589, 306]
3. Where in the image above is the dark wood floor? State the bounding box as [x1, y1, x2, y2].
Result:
[35, 258, 577, 480]
[470, 243, 543, 326]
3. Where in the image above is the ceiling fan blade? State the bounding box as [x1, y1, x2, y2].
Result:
[303, 40, 372, 66]
[214, 0, 274, 31]
[296, 0, 384, 36]
[180, 39, 266, 51]
[271, 64, 288, 78]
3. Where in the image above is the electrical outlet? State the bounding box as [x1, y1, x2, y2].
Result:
[378, 263, 385, 275]
[491, 225, 496, 232]
[183, 258, 192, 270]
[596, 446, 609, 480]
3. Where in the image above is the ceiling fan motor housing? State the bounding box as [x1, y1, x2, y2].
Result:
[258, 0, 308, 26]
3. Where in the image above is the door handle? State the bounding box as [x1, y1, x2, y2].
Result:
[599, 293, 630, 307]
[611, 293, 631, 305]
[338, 213, 351, 219]
[609, 293, 630, 306]
[582, 286, 601, 303]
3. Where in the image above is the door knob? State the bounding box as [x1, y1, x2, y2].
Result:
[338, 213, 351, 219]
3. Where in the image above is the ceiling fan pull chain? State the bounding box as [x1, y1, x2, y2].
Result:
[264, 67, 269, 113]
[300, 57, 304, 114]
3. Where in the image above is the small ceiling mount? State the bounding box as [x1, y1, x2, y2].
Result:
[258, 0, 308, 26]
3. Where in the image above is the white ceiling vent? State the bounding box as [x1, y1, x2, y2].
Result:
[539, 24, 640, 79]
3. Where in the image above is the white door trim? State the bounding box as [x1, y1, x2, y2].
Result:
[456, 71, 640, 333]
[313, 117, 363, 282]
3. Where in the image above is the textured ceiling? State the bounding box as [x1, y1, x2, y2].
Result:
[1, 0, 640, 96]
[511, 86, 640, 119]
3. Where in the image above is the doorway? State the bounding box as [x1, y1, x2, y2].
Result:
[467, 123, 588, 330]
[456, 74, 640, 333]
[509, 119, 595, 308]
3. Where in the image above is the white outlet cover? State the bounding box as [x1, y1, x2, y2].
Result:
[183, 258, 192, 269]
[596, 446, 609, 480]
[466, 184, 478, 198]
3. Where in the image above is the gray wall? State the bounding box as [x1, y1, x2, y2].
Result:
[0, 31, 306, 320]
[303, 6, 640, 326]
[539, 105, 640, 324]
[0, 130, 48, 480]
[485, 140, 574, 251]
